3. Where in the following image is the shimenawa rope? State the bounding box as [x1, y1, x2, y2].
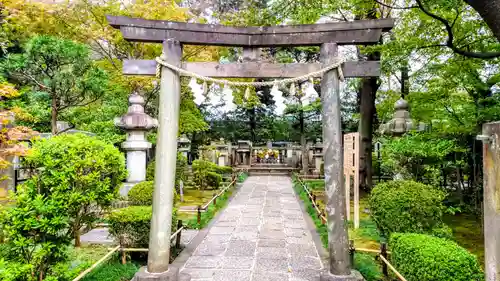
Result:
[156, 57, 344, 97]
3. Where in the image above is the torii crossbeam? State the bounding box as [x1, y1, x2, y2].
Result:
[108, 15, 394, 281]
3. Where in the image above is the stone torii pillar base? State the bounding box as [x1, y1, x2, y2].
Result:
[320, 271, 365, 281]
[133, 267, 190, 281]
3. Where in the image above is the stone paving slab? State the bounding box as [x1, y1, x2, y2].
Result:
[81, 227, 199, 247]
[180, 176, 324, 281]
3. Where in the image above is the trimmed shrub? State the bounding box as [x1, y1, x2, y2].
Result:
[207, 172, 222, 188]
[369, 180, 446, 237]
[213, 165, 233, 175]
[108, 206, 177, 248]
[389, 233, 483, 281]
[128, 181, 154, 205]
[21, 133, 126, 247]
[430, 224, 454, 240]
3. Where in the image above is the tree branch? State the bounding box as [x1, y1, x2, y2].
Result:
[415, 0, 500, 59]
[444, 105, 465, 125]
[372, 0, 418, 10]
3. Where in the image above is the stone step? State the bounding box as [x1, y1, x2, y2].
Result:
[248, 171, 290, 176]
[248, 167, 299, 173]
[251, 163, 290, 168]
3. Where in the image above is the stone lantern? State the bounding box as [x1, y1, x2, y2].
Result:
[177, 135, 191, 160]
[380, 99, 414, 136]
[115, 93, 158, 197]
[313, 138, 324, 174]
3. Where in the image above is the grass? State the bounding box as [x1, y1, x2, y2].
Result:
[177, 189, 214, 208]
[294, 176, 385, 281]
[184, 172, 248, 229]
[80, 260, 140, 281]
[444, 212, 484, 266]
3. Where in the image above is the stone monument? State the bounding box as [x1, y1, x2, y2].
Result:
[115, 93, 158, 197]
[313, 138, 324, 174]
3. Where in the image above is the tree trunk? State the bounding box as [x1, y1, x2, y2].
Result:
[358, 78, 377, 191]
[401, 64, 409, 98]
[51, 96, 58, 135]
[74, 229, 81, 247]
[465, 0, 500, 42]
[248, 107, 256, 143]
[358, 50, 380, 192]
[300, 109, 309, 174]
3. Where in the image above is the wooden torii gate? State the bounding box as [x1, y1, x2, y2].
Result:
[107, 15, 394, 281]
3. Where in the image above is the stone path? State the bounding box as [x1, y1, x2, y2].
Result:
[180, 176, 324, 281]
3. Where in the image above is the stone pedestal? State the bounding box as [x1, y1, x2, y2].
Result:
[320, 270, 365, 281]
[133, 267, 190, 281]
[115, 93, 158, 197]
[218, 155, 225, 166]
[314, 155, 323, 173]
[122, 133, 151, 183]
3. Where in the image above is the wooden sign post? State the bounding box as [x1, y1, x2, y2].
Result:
[343, 133, 360, 229]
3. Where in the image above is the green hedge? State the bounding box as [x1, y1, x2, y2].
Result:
[213, 165, 233, 175]
[369, 180, 447, 237]
[207, 172, 222, 189]
[108, 206, 177, 248]
[390, 233, 483, 281]
[128, 181, 154, 205]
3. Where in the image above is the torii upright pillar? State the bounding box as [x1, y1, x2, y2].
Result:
[132, 39, 188, 281]
[320, 43, 363, 281]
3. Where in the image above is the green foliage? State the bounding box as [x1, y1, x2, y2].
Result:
[186, 171, 247, 229]
[207, 172, 222, 189]
[1, 35, 108, 133]
[108, 206, 177, 248]
[128, 181, 154, 205]
[291, 176, 328, 248]
[146, 153, 188, 187]
[369, 180, 447, 237]
[237, 172, 248, 183]
[304, 179, 324, 190]
[50, 245, 110, 281]
[23, 133, 126, 245]
[353, 253, 383, 281]
[192, 159, 230, 190]
[0, 133, 124, 279]
[380, 134, 461, 185]
[213, 165, 233, 175]
[0, 187, 71, 280]
[108, 206, 152, 248]
[185, 185, 232, 229]
[0, 259, 33, 281]
[389, 233, 483, 281]
[79, 261, 140, 281]
[430, 224, 454, 240]
[192, 159, 214, 189]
